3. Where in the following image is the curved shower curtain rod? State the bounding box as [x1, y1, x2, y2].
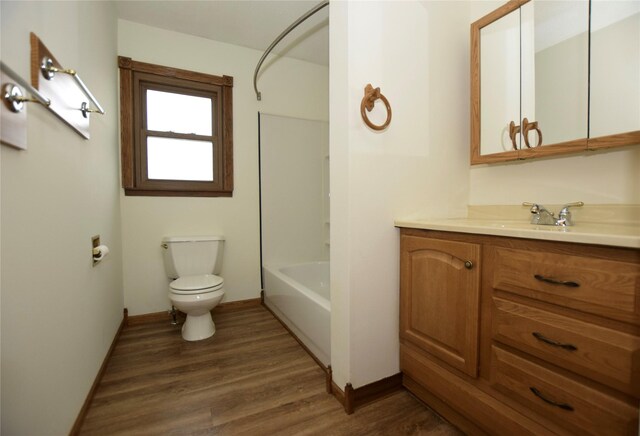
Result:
[253, 0, 329, 101]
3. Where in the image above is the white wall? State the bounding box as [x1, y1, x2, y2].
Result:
[260, 114, 329, 266]
[118, 20, 329, 315]
[0, 1, 122, 434]
[470, 149, 640, 205]
[330, 0, 470, 389]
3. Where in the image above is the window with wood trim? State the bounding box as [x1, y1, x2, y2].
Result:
[118, 57, 233, 196]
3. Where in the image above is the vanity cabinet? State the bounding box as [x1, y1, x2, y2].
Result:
[399, 228, 640, 435]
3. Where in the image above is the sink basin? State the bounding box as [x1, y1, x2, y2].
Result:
[444, 218, 569, 231]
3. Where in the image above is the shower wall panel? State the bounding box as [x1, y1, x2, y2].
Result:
[260, 114, 329, 266]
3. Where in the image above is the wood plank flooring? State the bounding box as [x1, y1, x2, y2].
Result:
[79, 305, 462, 435]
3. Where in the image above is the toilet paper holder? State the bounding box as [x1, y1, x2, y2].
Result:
[92, 245, 109, 265]
[91, 235, 109, 265]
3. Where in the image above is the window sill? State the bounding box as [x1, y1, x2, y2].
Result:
[124, 188, 232, 197]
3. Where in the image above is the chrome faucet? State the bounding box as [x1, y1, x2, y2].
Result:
[522, 202, 584, 226]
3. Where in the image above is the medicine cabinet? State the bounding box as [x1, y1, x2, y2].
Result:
[471, 0, 640, 165]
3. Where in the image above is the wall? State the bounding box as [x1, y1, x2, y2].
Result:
[330, 0, 470, 389]
[118, 20, 329, 315]
[0, 1, 122, 434]
[260, 114, 329, 267]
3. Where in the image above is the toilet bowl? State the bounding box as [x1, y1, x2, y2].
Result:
[169, 273, 224, 341]
[162, 235, 226, 341]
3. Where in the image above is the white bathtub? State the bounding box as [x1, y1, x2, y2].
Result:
[263, 261, 330, 366]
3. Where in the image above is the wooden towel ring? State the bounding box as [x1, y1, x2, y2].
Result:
[522, 117, 543, 148]
[509, 121, 520, 150]
[360, 84, 391, 131]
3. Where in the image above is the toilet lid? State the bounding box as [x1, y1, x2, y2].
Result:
[170, 274, 224, 292]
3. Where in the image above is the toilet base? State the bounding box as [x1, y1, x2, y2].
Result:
[181, 312, 216, 341]
[169, 288, 224, 341]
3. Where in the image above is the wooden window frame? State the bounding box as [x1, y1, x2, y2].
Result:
[118, 56, 233, 197]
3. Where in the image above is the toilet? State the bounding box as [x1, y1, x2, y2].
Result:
[162, 235, 225, 341]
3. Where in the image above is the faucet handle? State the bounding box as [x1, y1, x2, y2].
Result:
[560, 201, 584, 211]
[558, 201, 584, 216]
[558, 201, 584, 226]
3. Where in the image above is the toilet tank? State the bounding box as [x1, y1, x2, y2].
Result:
[162, 236, 225, 279]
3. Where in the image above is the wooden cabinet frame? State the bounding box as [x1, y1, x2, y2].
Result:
[470, 0, 640, 165]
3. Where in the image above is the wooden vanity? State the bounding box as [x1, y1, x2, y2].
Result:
[397, 222, 640, 435]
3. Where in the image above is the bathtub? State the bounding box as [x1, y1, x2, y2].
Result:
[263, 261, 330, 366]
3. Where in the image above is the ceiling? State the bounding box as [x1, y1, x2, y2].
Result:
[115, 0, 329, 66]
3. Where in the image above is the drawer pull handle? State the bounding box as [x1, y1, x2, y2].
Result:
[529, 387, 574, 411]
[464, 260, 473, 270]
[534, 274, 580, 288]
[532, 332, 577, 351]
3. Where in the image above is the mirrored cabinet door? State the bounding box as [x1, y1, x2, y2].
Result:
[529, 1, 589, 147]
[473, 0, 590, 163]
[590, 0, 640, 142]
[480, 8, 521, 155]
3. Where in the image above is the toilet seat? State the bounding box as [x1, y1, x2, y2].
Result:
[170, 274, 224, 295]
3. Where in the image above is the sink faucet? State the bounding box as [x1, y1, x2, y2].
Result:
[522, 202, 584, 226]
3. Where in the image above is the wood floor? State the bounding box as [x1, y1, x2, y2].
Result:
[79, 305, 462, 435]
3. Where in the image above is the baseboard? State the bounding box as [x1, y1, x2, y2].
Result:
[126, 310, 170, 326]
[353, 372, 403, 411]
[331, 380, 347, 409]
[69, 309, 126, 435]
[125, 298, 263, 326]
[331, 373, 404, 415]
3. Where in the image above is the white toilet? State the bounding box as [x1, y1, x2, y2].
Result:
[162, 235, 225, 341]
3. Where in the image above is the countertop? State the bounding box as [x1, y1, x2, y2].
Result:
[395, 205, 640, 249]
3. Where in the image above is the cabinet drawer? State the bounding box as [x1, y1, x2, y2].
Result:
[492, 247, 640, 324]
[490, 346, 639, 436]
[492, 297, 640, 396]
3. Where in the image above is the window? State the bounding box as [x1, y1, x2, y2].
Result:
[118, 57, 233, 196]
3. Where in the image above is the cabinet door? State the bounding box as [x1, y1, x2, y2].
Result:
[589, 1, 640, 140]
[400, 235, 481, 377]
[479, 6, 522, 155]
[525, 0, 589, 148]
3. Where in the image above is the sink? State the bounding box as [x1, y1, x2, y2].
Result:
[395, 205, 640, 248]
[445, 219, 568, 231]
